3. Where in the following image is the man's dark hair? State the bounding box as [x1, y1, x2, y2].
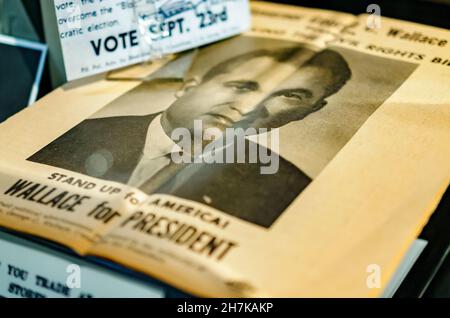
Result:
[202, 47, 351, 100]
[303, 49, 352, 98]
[202, 47, 303, 82]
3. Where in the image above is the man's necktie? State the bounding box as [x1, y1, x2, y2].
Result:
[138, 154, 186, 194]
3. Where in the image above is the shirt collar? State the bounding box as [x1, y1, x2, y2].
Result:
[144, 114, 181, 160]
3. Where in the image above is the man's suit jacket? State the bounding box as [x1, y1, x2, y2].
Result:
[29, 115, 312, 228]
[152, 140, 312, 228]
[28, 113, 160, 184]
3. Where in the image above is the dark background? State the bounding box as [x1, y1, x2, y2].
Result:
[271, 0, 450, 29]
[0, 42, 42, 122]
[12, 0, 52, 100]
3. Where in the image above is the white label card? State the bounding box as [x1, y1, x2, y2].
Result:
[54, 0, 251, 81]
[0, 231, 165, 298]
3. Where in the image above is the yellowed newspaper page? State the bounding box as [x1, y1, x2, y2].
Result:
[0, 2, 448, 297]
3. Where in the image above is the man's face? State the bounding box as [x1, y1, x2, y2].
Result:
[240, 65, 332, 129]
[162, 50, 328, 134]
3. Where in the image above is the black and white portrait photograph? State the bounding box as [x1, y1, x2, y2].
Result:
[28, 35, 417, 228]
